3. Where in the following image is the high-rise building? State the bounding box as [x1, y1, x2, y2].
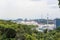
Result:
[55, 19, 60, 28]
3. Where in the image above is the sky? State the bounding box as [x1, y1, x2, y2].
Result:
[0, 0, 60, 20]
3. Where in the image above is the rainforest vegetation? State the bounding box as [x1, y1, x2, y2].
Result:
[0, 20, 60, 40]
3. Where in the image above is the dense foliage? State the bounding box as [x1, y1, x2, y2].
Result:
[58, 0, 60, 5]
[0, 20, 60, 40]
[58, 0, 60, 8]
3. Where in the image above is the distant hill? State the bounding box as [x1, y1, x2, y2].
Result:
[12, 18, 54, 24]
[31, 19, 54, 24]
[13, 18, 23, 22]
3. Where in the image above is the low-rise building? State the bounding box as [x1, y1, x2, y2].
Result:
[36, 24, 55, 32]
[20, 21, 38, 25]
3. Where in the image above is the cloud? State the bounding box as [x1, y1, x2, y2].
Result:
[0, 0, 60, 19]
[47, 0, 58, 5]
[31, 0, 41, 1]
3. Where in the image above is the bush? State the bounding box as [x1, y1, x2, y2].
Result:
[4, 28, 16, 38]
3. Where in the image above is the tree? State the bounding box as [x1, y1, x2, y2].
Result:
[24, 33, 38, 40]
[58, 0, 60, 8]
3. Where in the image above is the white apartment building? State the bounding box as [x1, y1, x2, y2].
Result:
[16, 20, 56, 32]
[36, 24, 56, 32]
[20, 21, 38, 25]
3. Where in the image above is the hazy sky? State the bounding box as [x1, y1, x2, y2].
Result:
[0, 0, 60, 19]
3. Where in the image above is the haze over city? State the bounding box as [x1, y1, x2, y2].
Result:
[0, 0, 60, 40]
[0, 0, 60, 19]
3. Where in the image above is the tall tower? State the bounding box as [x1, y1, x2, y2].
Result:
[47, 13, 49, 32]
[47, 13, 49, 26]
[41, 14, 43, 19]
[40, 14, 43, 24]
